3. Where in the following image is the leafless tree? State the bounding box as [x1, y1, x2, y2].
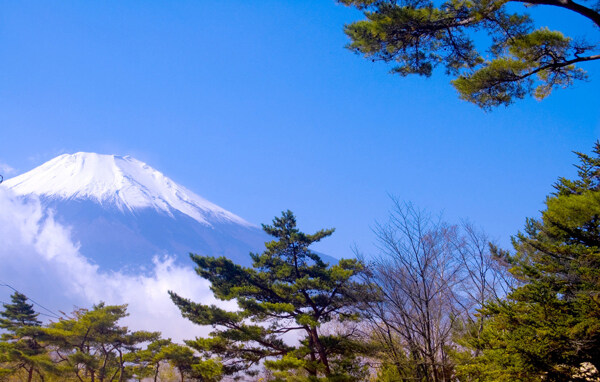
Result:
[358, 201, 461, 381]
[453, 221, 515, 333]
[358, 200, 515, 381]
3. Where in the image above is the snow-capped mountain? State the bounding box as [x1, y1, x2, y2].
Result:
[3, 152, 269, 270]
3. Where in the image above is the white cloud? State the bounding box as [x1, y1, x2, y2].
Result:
[0, 188, 229, 341]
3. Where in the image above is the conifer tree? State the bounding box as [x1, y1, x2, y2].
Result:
[0, 292, 41, 331]
[0, 291, 50, 382]
[456, 142, 600, 381]
[126, 338, 172, 382]
[170, 211, 372, 381]
[160, 343, 222, 382]
[37, 303, 159, 382]
[340, 0, 600, 109]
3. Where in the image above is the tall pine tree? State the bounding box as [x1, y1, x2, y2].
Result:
[170, 211, 372, 381]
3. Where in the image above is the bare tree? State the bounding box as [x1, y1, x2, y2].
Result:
[359, 201, 462, 382]
[453, 221, 514, 333]
[359, 200, 515, 381]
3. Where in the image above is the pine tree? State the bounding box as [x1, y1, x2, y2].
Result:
[160, 343, 222, 382]
[37, 303, 159, 382]
[170, 211, 372, 381]
[126, 338, 172, 382]
[456, 142, 600, 381]
[0, 292, 41, 332]
[0, 291, 49, 382]
[128, 339, 223, 382]
[340, 0, 600, 109]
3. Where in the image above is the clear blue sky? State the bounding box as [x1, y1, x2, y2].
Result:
[1, 0, 598, 259]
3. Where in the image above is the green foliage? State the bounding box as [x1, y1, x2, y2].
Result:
[36, 303, 160, 382]
[453, 309, 544, 382]
[368, 337, 423, 382]
[0, 292, 51, 382]
[126, 338, 172, 381]
[340, 0, 599, 109]
[159, 343, 222, 382]
[170, 211, 372, 380]
[455, 142, 600, 381]
[0, 292, 41, 332]
[0, 300, 212, 382]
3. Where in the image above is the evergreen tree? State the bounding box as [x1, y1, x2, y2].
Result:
[160, 343, 222, 382]
[0, 291, 50, 382]
[170, 211, 372, 381]
[456, 142, 600, 381]
[0, 292, 41, 332]
[37, 303, 159, 382]
[126, 338, 172, 382]
[340, 0, 600, 109]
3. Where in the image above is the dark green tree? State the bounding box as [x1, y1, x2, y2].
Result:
[340, 0, 600, 109]
[0, 292, 41, 331]
[0, 291, 51, 382]
[170, 211, 372, 381]
[456, 142, 600, 381]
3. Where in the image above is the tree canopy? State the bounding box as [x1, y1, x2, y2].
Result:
[455, 142, 600, 381]
[36, 303, 160, 382]
[170, 210, 372, 381]
[340, 0, 600, 109]
[0, 300, 216, 382]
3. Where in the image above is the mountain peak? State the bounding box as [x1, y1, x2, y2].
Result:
[3, 152, 252, 227]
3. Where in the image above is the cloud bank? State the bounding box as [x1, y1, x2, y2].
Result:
[0, 188, 231, 341]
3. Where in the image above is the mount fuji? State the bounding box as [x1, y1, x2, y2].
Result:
[2, 152, 269, 271]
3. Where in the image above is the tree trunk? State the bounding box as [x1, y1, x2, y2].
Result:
[306, 332, 318, 376]
[154, 363, 160, 382]
[310, 327, 331, 376]
[118, 350, 125, 382]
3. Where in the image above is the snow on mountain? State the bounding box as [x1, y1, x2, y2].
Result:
[2, 152, 268, 270]
[4, 152, 251, 227]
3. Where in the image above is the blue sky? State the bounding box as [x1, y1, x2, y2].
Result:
[1, 0, 599, 259]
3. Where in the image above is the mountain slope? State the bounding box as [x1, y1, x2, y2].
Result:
[3, 153, 268, 270]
